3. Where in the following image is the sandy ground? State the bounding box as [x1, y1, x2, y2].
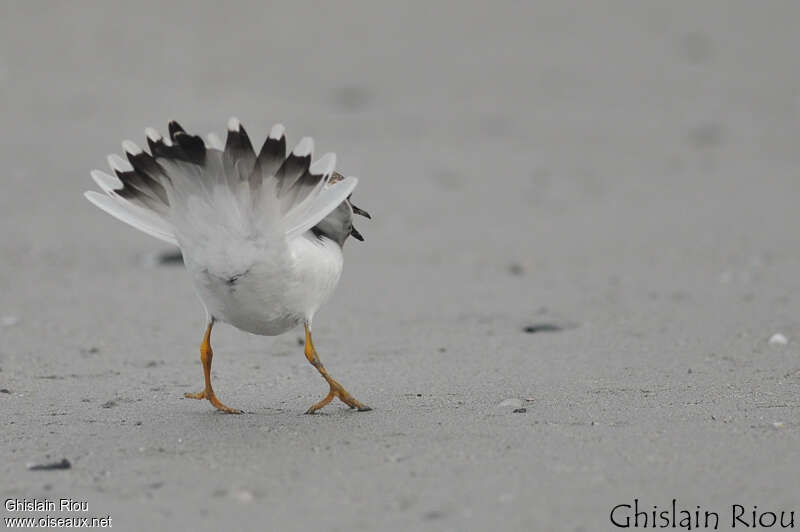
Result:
[1, 2, 800, 530]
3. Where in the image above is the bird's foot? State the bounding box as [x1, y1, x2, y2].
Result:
[184, 389, 242, 414]
[305, 380, 371, 414]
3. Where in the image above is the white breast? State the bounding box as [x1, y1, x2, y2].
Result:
[185, 233, 343, 336]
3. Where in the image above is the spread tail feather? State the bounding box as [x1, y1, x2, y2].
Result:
[84, 191, 179, 246]
[84, 119, 362, 248]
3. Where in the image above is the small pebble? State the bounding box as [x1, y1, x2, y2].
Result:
[512, 408, 527, 413]
[769, 333, 788, 345]
[0, 388, 10, 394]
[497, 398, 523, 409]
[523, 323, 564, 334]
[28, 458, 71, 471]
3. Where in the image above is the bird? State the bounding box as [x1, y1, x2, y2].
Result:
[84, 118, 372, 414]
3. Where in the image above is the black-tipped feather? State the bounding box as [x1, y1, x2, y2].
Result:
[124, 151, 169, 202]
[281, 168, 325, 209]
[125, 149, 158, 176]
[256, 135, 286, 178]
[173, 132, 206, 165]
[146, 135, 168, 158]
[275, 152, 312, 198]
[114, 169, 166, 210]
[146, 135, 189, 164]
[168, 120, 185, 141]
[114, 170, 149, 196]
[224, 124, 256, 180]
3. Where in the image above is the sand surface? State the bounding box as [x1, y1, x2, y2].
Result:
[1, 2, 799, 530]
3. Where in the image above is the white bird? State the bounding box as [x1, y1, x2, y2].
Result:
[85, 118, 372, 414]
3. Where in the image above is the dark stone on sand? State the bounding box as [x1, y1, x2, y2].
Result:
[523, 324, 563, 334]
[28, 458, 71, 471]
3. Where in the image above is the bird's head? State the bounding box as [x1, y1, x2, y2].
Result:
[311, 171, 370, 246]
[312, 195, 371, 246]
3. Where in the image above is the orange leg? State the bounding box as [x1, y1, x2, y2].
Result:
[303, 323, 371, 414]
[184, 320, 242, 414]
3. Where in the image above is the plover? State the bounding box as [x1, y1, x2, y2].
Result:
[85, 118, 371, 414]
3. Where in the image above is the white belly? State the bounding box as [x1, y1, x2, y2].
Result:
[185, 234, 343, 336]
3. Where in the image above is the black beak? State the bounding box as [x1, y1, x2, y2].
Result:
[350, 226, 365, 241]
[351, 203, 371, 219]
